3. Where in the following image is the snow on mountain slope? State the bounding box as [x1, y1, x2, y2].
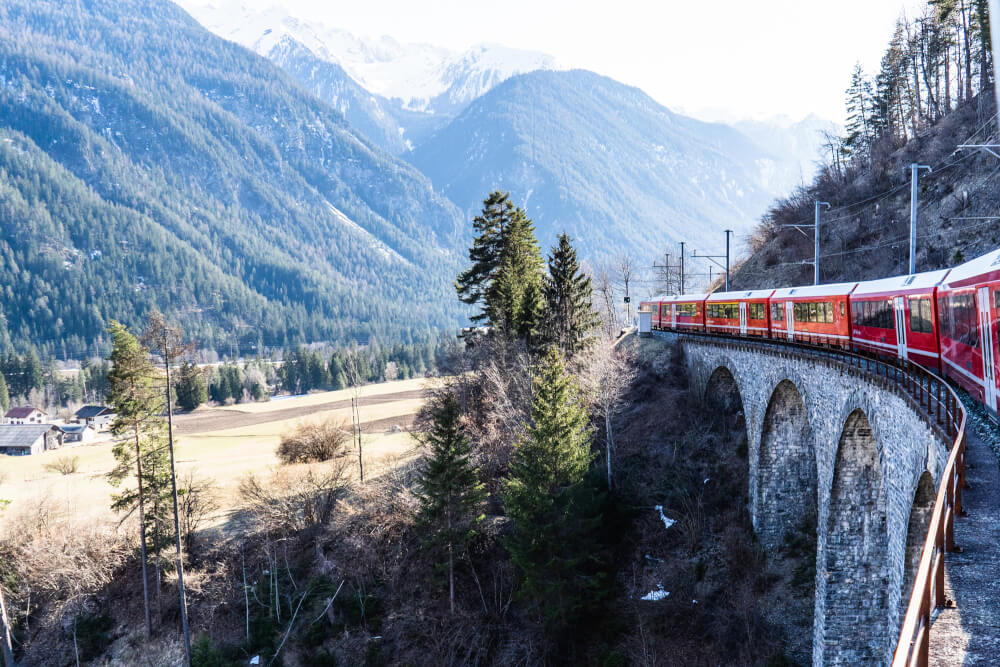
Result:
[178, 1, 559, 114]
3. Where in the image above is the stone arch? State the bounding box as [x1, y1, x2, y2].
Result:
[900, 471, 935, 617]
[756, 379, 817, 550]
[705, 365, 747, 433]
[823, 409, 888, 665]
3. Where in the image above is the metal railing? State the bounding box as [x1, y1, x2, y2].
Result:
[656, 328, 967, 666]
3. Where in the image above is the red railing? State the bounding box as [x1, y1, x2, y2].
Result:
[658, 329, 967, 665]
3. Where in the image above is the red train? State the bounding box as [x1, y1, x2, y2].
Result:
[639, 247, 1000, 419]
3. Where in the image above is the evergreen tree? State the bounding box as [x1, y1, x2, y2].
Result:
[415, 391, 486, 614]
[843, 63, 874, 159]
[175, 361, 207, 411]
[485, 207, 545, 341]
[543, 233, 601, 356]
[105, 321, 171, 639]
[0, 371, 8, 413]
[456, 191, 518, 325]
[502, 349, 603, 630]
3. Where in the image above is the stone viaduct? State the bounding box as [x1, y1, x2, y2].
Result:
[657, 332, 949, 666]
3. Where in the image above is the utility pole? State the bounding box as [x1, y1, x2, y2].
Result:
[814, 201, 830, 285]
[908, 164, 932, 274]
[724, 229, 733, 291]
[679, 242, 685, 295]
[992, 0, 1000, 115]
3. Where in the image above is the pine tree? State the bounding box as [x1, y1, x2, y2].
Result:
[843, 63, 874, 159]
[543, 233, 601, 356]
[0, 371, 8, 413]
[106, 321, 170, 639]
[175, 362, 207, 411]
[502, 349, 603, 630]
[415, 391, 486, 614]
[485, 207, 545, 341]
[456, 191, 518, 325]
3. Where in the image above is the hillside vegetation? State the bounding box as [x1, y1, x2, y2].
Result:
[732, 0, 997, 288]
[0, 0, 465, 358]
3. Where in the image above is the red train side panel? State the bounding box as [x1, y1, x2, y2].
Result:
[705, 289, 774, 337]
[768, 282, 857, 347]
[937, 249, 1000, 417]
[849, 269, 950, 372]
[659, 294, 709, 332]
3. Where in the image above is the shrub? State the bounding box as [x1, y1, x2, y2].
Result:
[277, 418, 350, 464]
[191, 633, 226, 667]
[239, 461, 350, 532]
[43, 455, 79, 475]
[72, 611, 113, 661]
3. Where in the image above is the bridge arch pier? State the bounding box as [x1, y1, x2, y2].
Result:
[673, 334, 949, 666]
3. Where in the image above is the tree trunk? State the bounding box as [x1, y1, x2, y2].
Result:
[945, 42, 952, 113]
[162, 339, 191, 665]
[0, 584, 14, 667]
[134, 426, 152, 639]
[448, 512, 455, 614]
[961, 0, 973, 101]
[605, 413, 614, 490]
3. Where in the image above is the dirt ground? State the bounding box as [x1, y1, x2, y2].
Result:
[0, 378, 436, 530]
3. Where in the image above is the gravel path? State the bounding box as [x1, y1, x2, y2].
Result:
[929, 407, 1000, 666]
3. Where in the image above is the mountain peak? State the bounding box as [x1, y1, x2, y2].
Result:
[177, 1, 560, 114]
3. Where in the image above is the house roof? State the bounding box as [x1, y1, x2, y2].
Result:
[0, 424, 52, 449]
[76, 405, 113, 418]
[4, 406, 45, 419]
[58, 424, 92, 434]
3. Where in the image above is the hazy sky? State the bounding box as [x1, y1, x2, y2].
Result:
[193, 0, 926, 123]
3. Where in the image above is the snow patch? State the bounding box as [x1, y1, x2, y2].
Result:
[654, 505, 675, 530]
[641, 585, 669, 602]
[325, 203, 406, 264]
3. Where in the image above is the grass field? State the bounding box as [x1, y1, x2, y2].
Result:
[0, 378, 435, 529]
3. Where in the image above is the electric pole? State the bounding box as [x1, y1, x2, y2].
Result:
[908, 163, 932, 275]
[814, 201, 830, 285]
[679, 242, 685, 295]
[724, 229, 733, 291]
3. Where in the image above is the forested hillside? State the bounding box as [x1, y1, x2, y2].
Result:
[410, 70, 782, 263]
[732, 0, 997, 289]
[0, 0, 465, 359]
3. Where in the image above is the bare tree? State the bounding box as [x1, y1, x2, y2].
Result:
[142, 310, 193, 664]
[590, 261, 619, 339]
[618, 255, 635, 325]
[0, 582, 12, 667]
[581, 338, 638, 489]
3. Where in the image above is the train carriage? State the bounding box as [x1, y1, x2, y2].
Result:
[768, 282, 857, 347]
[705, 289, 775, 337]
[659, 293, 709, 331]
[849, 269, 950, 372]
[937, 248, 1000, 417]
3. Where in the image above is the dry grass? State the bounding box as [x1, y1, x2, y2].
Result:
[42, 454, 79, 475]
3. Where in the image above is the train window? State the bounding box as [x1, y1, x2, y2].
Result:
[908, 297, 933, 333]
[677, 303, 697, 317]
[840, 301, 845, 317]
[748, 303, 765, 320]
[944, 293, 979, 346]
[996, 290, 1000, 310]
[660, 305, 669, 318]
[825, 302, 834, 323]
[771, 302, 785, 322]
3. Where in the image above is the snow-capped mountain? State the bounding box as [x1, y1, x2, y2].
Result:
[178, 1, 559, 115]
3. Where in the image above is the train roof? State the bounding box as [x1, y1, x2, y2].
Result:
[706, 288, 775, 301]
[660, 293, 711, 302]
[770, 282, 858, 299]
[940, 247, 1000, 288]
[852, 269, 951, 296]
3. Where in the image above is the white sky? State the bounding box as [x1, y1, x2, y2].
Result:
[191, 0, 927, 123]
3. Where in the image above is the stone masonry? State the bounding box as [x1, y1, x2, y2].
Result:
[661, 333, 950, 666]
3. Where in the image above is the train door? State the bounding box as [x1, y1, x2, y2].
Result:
[671, 304, 677, 329]
[977, 286, 998, 412]
[739, 302, 748, 336]
[893, 296, 908, 361]
[785, 302, 795, 341]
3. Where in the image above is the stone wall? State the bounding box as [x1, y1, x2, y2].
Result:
[661, 333, 950, 666]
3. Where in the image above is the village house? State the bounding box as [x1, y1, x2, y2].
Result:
[0, 424, 59, 456]
[3, 406, 48, 425]
[57, 423, 96, 444]
[75, 405, 115, 431]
